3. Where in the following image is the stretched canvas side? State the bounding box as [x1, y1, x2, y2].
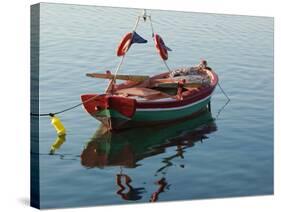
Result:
[30, 3, 40, 209]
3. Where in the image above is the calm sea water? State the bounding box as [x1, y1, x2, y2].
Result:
[35, 3, 273, 209]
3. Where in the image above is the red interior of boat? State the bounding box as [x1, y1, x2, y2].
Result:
[112, 69, 217, 101]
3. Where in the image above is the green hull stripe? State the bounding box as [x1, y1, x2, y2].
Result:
[96, 97, 210, 122]
[133, 97, 210, 121]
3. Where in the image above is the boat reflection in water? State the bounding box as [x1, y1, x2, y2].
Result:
[81, 108, 217, 202]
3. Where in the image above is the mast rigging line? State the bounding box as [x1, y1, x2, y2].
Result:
[113, 9, 173, 80]
[113, 10, 142, 82]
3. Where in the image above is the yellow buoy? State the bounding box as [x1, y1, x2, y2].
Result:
[49, 113, 66, 136]
[49, 134, 66, 155]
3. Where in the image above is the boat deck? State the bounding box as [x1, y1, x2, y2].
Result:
[112, 68, 213, 102]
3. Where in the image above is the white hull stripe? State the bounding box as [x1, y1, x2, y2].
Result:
[136, 95, 211, 112]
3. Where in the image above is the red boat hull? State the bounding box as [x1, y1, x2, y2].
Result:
[81, 70, 218, 130]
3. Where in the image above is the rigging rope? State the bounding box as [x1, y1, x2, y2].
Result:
[113, 9, 173, 79]
[113, 11, 142, 82]
[112, 54, 126, 83]
[163, 60, 172, 73]
[133, 15, 141, 31]
[148, 16, 155, 37]
[147, 11, 172, 73]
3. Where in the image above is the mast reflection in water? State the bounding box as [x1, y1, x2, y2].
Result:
[81, 109, 217, 202]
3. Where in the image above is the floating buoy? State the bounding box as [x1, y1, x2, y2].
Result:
[49, 113, 66, 136]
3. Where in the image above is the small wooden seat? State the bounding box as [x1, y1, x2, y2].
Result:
[116, 87, 161, 97]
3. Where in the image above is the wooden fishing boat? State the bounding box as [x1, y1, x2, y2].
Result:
[80, 10, 219, 130]
[81, 65, 218, 130]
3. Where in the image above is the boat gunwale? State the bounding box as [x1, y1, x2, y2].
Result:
[81, 69, 218, 111]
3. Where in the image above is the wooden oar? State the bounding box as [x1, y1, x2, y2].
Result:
[86, 72, 149, 82]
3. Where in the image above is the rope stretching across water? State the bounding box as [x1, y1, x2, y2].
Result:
[218, 82, 230, 101]
[215, 82, 231, 119]
[30, 94, 98, 117]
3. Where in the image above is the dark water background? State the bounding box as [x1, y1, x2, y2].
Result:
[34, 3, 273, 208]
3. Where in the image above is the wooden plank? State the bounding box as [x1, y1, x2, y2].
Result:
[152, 75, 205, 83]
[143, 92, 173, 100]
[151, 80, 203, 88]
[116, 87, 161, 97]
[151, 75, 209, 88]
[155, 82, 203, 88]
[86, 73, 149, 82]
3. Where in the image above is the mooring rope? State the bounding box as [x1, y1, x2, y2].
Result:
[218, 82, 230, 101]
[215, 98, 230, 120]
[215, 81, 231, 119]
[30, 94, 99, 117]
